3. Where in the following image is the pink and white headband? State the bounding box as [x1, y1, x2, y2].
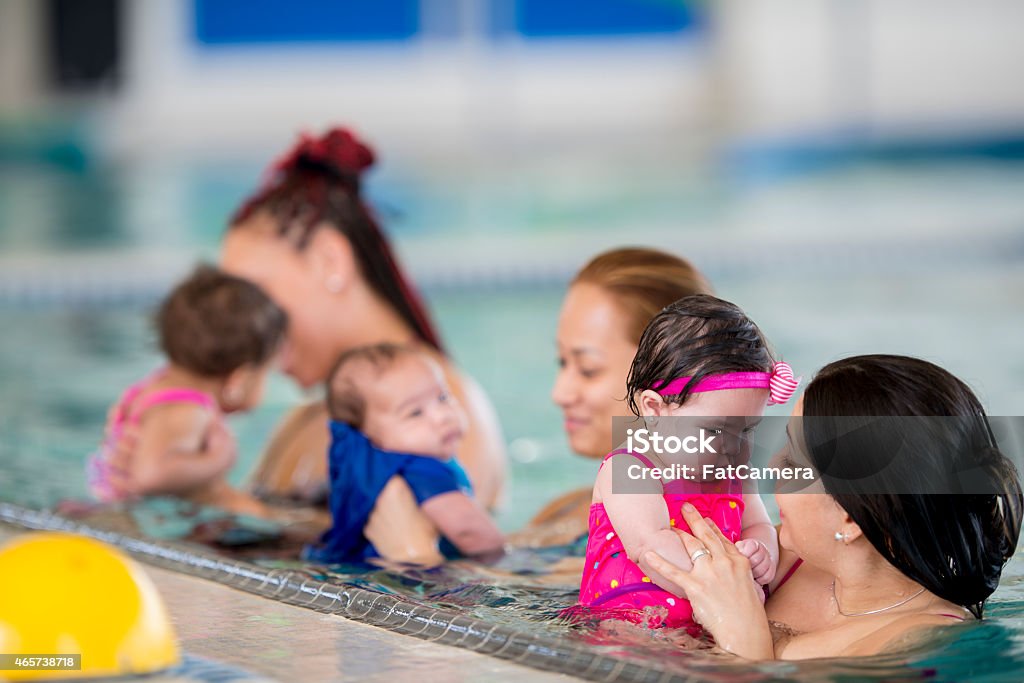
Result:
[651, 361, 801, 406]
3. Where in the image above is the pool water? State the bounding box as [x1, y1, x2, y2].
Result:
[3, 267, 1022, 528]
[301, 551, 1024, 682]
[2, 155, 1024, 680]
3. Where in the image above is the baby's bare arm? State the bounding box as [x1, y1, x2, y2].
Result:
[419, 491, 504, 559]
[131, 404, 235, 496]
[597, 457, 693, 595]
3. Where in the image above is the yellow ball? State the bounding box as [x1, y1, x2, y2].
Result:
[0, 532, 179, 680]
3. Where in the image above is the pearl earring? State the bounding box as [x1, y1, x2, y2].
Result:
[326, 275, 343, 293]
[834, 531, 845, 541]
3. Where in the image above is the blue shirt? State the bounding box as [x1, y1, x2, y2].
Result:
[304, 420, 472, 564]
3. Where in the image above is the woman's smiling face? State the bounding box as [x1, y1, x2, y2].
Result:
[551, 282, 639, 459]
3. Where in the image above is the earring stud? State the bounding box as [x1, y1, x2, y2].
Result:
[834, 531, 845, 541]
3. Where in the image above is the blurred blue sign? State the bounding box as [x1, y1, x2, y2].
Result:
[514, 0, 697, 37]
[194, 0, 420, 44]
[193, 0, 699, 45]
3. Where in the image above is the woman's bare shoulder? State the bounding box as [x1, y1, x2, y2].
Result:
[507, 487, 592, 548]
[765, 553, 836, 637]
[527, 487, 593, 526]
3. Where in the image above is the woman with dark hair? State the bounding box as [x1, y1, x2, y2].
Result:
[215, 128, 506, 559]
[643, 355, 1022, 658]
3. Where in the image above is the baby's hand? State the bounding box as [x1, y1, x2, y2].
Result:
[735, 539, 775, 585]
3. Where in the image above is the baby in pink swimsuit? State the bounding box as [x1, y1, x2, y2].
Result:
[87, 265, 287, 516]
[577, 294, 799, 631]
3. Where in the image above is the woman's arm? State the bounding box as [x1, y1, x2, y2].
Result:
[365, 476, 445, 564]
[507, 487, 591, 548]
[526, 487, 593, 527]
[643, 503, 775, 659]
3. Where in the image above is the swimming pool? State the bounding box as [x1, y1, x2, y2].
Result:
[2, 155, 1024, 680]
[4, 502, 1024, 682]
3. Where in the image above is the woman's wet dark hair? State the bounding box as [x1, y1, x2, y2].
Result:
[229, 127, 443, 352]
[803, 354, 1023, 618]
[625, 294, 775, 416]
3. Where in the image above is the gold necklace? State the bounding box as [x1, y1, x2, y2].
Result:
[832, 580, 927, 617]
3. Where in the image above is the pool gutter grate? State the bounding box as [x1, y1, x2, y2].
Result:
[0, 503, 724, 683]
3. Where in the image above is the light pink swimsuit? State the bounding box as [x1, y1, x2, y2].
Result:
[86, 370, 217, 502]
[576, 448, 744, 630]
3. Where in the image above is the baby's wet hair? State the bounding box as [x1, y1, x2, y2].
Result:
[327, 343, 419, 428]
[626, 294, 775, 415]
[157, 264, 287, 377]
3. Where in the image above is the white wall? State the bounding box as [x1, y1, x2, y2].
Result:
[104, 0, 711, 163]
[714, 0, 1024, 141]
[8, 0, 1023, 157]
[0, 0, 45, 113]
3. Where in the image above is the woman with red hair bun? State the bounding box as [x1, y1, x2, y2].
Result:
[220, 127, 507, 559]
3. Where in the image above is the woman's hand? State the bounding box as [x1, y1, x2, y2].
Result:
[643, 503, 775, 660]
[105, 423, 141, 499]
[202, 419, 238, 476]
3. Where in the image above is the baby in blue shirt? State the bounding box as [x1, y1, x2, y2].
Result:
[306, 343, 504, 564]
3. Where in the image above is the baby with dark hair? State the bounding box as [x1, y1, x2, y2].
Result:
[87, 265, 287, 516]
[575, 294, 799, 630]
[306, 343, 503, 564]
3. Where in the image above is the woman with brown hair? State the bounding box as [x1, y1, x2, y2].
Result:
[514, 247, 713, 547]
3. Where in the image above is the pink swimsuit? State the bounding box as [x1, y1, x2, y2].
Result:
[577, 449, 744, 630]
[86, 370, 218, 502]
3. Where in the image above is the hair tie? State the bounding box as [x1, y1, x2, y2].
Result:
[267, 127, 375, 183]
[768, 361, 801, 405]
